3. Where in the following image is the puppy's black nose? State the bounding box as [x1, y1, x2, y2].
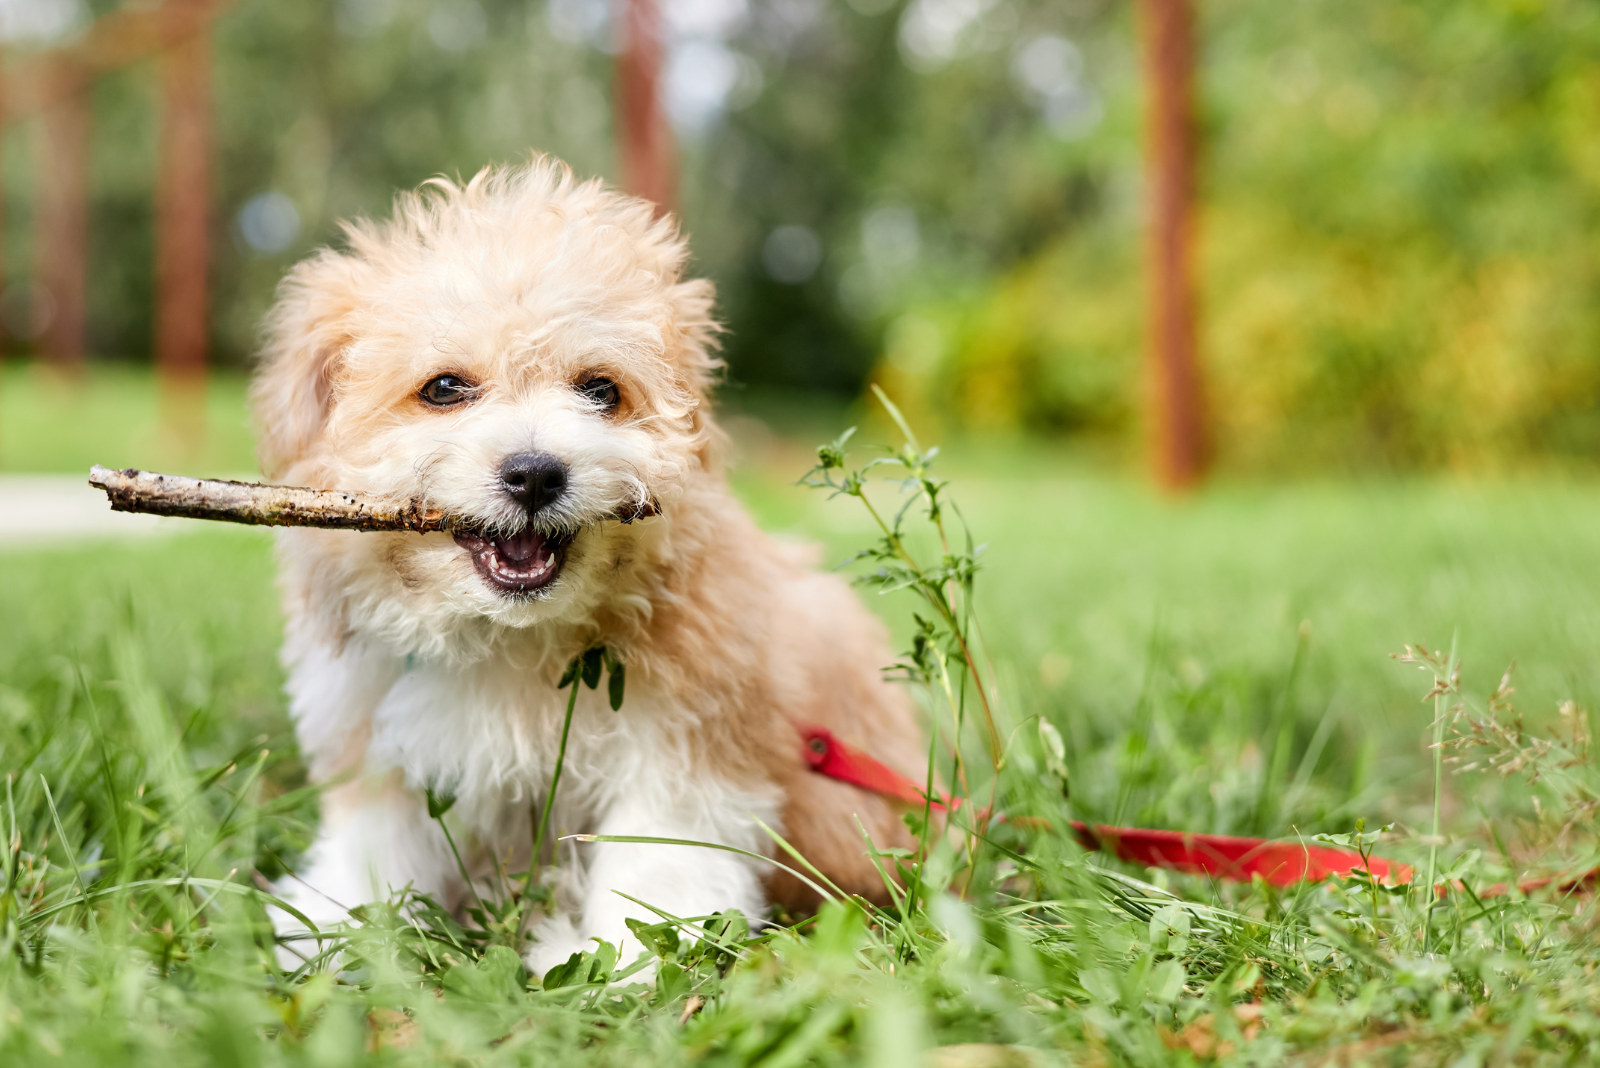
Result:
[499, 452, 568, 514]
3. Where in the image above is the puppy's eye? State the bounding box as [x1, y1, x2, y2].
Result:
[577, 376, 620, 412]
[419, 374, 476, 407]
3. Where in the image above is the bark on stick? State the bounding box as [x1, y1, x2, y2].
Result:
[87, 466, 658, 531]
[88, 466, 457, 532]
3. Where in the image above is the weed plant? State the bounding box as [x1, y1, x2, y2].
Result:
[3, 414, 1600, 1064]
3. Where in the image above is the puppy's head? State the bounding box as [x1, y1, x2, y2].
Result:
[251, 158, 719, 640]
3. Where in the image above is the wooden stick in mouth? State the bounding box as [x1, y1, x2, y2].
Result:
[86, 466, 658, 532]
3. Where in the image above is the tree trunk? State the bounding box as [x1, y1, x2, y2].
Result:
[155, 25, 210, 383]
[155, 21, 212, 455]
[1139, 0, 1205, 491]
[37, 87, 89, 369]
[614, 0, 675, 216]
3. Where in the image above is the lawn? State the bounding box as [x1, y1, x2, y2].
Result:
[0, 361, 259, 476]
[4, 375, 1600, 1064]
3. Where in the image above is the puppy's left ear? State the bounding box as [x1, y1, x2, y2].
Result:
[665, 277, 725, 467]
[664, 277, 722, 399]
[250, 249, 361, 480]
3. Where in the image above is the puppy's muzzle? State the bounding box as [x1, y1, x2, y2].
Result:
[451, 451, 575, 597]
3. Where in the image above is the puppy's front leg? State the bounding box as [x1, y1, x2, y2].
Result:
[271, 632, 457, 960]
[528, 780, 776, 974]
[274, 774, 458, 962]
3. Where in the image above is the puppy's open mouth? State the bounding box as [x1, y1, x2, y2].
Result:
[453, 528, 574, 595]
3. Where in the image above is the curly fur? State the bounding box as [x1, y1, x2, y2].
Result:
[254, 157, 923, 972]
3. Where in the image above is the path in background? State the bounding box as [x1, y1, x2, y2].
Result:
[0, 363, 256, 542]
[0, 474, 207, 543]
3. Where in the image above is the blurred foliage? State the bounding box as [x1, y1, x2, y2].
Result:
[692, 0, 1119, 393]
[0, 0, 1119, 393]
[889, 0, 1600, 471]
[3, 0, 1599, 469]
[3, 0, 621, 367]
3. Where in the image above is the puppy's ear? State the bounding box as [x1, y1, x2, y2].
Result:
[664, 276, 726, 468]
[250, 250, 360, 479]
[665, 276, 722, 400]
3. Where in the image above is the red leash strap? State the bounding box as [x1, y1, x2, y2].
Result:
[801, 724, 950, 809]
[798, 724, 1598, 897]
[798, 724, 1411, 887]
[1068, 824, 1411, 886]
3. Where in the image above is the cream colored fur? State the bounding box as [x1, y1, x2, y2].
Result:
[254, 157, 924, 973]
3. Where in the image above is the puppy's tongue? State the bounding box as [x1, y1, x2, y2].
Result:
[495, 528, 547, 565]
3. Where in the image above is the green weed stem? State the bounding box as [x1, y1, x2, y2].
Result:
[530, 669, 582, 894]
[855, 489, 1002, 767]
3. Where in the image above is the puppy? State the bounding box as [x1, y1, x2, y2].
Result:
[252, 157, 924, 971]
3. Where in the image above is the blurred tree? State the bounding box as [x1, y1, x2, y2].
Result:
[614, 0, 675, 213]
[691, 0, 1118, 395]
[2, 0, 1115, 397]
[1137, 0, 1203, 490]
[3, 0, 620, 365]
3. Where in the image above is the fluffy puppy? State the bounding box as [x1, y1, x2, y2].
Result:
[253, 157, 924, 971]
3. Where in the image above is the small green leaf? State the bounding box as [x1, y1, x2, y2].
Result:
[586, 939, 618, 983]
[558, 655, 583, 689]
[626, 916, 680, 959]
[608, 661, 626, 711]
[812, 901, 867, 958]
[1078, 966, 1121, 1007]
[542, 951, 586, 990]
[425, 788, 456, 820]
[581, 647, 604, 689]
[815, 427, 856, 470]
[654, 959, 689, 1003]
[1149, 960, 1186, 1003]
[1038, 719, 1070, 794]
[473, 945, 525, 1000]
[1149, 903, 1191, 956]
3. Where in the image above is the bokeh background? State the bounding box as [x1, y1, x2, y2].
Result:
[3, 0, 1599, 472]
[4, 0, 1600, 834]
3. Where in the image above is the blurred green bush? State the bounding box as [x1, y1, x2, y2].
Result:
[886, 0, 1600, 471]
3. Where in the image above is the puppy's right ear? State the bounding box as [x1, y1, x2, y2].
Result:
[250, 251, 359, 480]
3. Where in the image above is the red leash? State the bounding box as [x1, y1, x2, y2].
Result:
[800, 723, 1407, 886]
[798, 724, 1594, 896]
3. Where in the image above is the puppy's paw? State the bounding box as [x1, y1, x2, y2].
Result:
[266, 883, 358, 973]
[524, 916, 654, 983]
[523, 915, 591, 978]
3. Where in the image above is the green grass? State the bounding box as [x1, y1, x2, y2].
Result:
[5, 396, 1600, 1063]
[0, 360, 260, 475]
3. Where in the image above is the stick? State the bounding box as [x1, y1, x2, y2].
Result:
[87, 466, 453, 531]
[86, 466, 657, 531]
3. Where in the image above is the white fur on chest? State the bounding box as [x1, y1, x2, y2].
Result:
[285, 625, 779, 867]
[278, 629, 780, 970]
[292, 633, 764, 825]
[369, 655, 676, 833]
